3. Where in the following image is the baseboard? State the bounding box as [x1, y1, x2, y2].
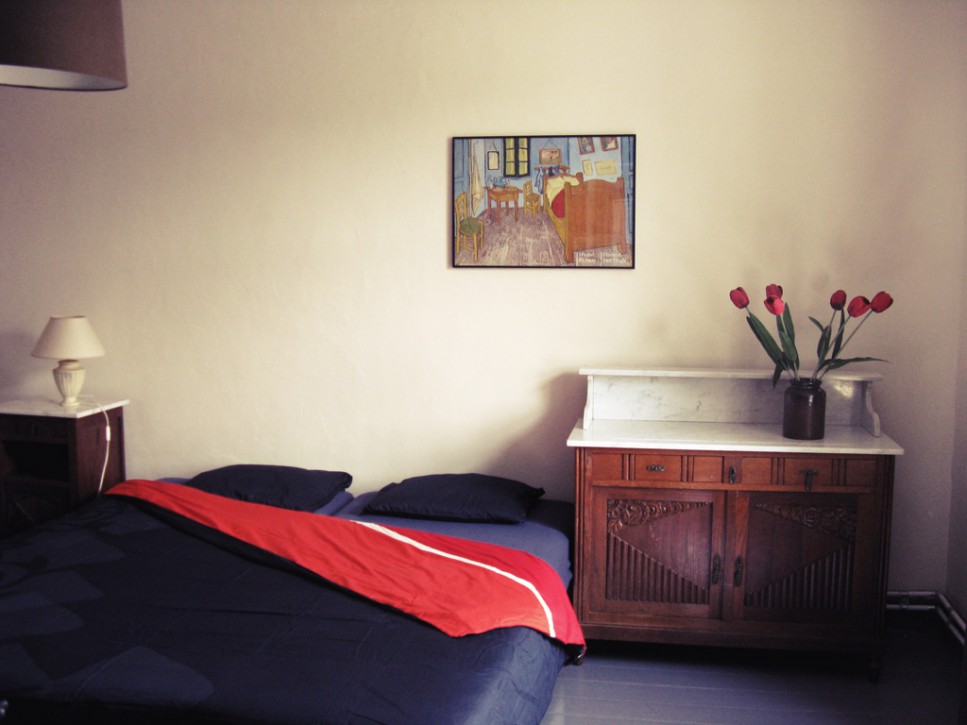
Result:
[887, 590, 966, 645]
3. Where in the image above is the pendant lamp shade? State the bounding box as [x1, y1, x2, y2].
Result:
[0, 0, 127, 91]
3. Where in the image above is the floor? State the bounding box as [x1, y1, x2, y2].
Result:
[453, 206, 633, 268]
[542, 612, 963, 724]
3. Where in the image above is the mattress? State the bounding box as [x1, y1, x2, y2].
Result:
[0, 488, 574, 724]
[339, 491, 574, 589]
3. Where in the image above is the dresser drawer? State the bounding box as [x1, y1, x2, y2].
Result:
[782, 458, 834, 488]
[586, 450, 685, 484]
[843, 458, 879, 488]
[691, 455, 725, 482]
[781, 456, 879, 490]
[0, 415, 70, 442]
[581, 449, 883, 490]
[733, 456, 776, 485]
[633, 453, 682, 481]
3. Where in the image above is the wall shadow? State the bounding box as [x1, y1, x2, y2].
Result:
[486, 371, 587, 501]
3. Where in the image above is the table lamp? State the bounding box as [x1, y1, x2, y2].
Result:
[32, 316, 106, 407]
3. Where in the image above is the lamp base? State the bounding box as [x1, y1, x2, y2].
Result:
[52, 360, 86, 407]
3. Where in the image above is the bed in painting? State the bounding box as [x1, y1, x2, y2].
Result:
[543, 172, 628, 264]
[0, 466, 583, 724]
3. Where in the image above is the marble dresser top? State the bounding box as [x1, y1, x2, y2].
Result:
[0, 398, 129, 419]
[568, 368, 902, 456]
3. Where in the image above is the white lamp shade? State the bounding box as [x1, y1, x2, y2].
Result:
[32, 316, 106, 361]
[0, 1, 127, 91]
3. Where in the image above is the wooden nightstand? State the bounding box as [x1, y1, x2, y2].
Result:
[0, 399, 128, 537]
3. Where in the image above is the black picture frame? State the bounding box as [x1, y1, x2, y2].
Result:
[452, 134, 636, 268]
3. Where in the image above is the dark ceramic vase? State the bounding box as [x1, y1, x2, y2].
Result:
[782, 378, 826, 440]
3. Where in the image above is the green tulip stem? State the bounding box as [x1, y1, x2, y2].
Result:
[814, 310, 874, 380]
[839, 310, 873, 352]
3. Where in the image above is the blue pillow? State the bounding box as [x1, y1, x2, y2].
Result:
[363, 473, 544, 523]
[185, 464, 352, 512]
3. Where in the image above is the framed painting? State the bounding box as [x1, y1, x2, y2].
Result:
[539, 147, 562, 165]
[601, 136, 619, 152]
[452, 135, 635, 268]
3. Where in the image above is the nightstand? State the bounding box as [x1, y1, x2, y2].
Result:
[0, 399, 128, 537]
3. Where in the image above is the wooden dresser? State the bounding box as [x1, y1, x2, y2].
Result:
[568, 369, 903, 676]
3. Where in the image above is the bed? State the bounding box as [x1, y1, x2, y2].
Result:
[543, 172, 628, 263]
[0, 467, 583, 724]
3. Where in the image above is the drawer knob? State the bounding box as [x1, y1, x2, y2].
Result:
[646, 464, 665, 472]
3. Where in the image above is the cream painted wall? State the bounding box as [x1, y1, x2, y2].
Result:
[0, 0, 965, 592]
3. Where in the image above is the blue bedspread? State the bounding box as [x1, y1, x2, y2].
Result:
[0, 495, 568, 724]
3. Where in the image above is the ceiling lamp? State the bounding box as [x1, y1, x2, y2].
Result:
[0, 0, 127, 91]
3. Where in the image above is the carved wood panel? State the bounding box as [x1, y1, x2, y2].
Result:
[740, 493, 859, 617]
[605, 497, 714, 605]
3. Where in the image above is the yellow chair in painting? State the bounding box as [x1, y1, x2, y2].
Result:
[523, 180, 541, 218]
[455, 192, 484, 262]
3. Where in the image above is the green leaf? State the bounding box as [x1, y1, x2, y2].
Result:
[830, 310, 846, 359]
[771, 363, 784, 387]
[824, 356, 887, 371]
[815, 325, 831, 363]
[774, 305, 798, 371]
[778, 328, 799, 372]
[746, 314, 783, 365]
[782, 304, 796, 344]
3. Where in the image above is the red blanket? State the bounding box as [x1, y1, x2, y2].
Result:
[108, 480, 585, 655]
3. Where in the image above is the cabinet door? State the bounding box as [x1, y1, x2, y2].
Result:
[585, 485, 726, 623]
[727, 490, 880, 625]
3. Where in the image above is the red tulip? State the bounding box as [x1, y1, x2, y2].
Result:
[729, 282, 892, 384]
[730, 287, 750, 309]
[870, 291, 893, 313]
[847, 296, 871, 317]
[764, 294, 785, 316]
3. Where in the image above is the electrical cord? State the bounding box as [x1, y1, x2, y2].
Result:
[97, 402, 111, 495]
[78, 396, 112, 495]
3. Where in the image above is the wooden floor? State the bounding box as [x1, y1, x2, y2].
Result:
[543, 612, 963, 724]
[453, 206, 633, 268]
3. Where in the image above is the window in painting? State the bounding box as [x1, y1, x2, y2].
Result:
[503, 137, 530, 178]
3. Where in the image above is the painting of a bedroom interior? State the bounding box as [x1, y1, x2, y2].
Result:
[453, 135, 635, 268]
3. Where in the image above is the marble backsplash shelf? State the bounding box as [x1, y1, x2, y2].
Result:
[578, 367, 888, 436]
